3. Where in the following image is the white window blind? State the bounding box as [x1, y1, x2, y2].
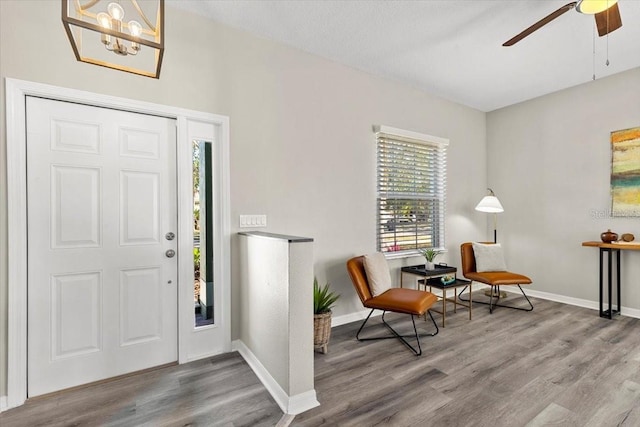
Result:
[375, 126, 448, 255]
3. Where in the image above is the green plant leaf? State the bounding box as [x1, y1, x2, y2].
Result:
[418, 248, 443, 262]
[314, 277, 340, 314]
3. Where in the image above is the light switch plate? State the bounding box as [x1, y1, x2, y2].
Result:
[240, 214, 267, 228]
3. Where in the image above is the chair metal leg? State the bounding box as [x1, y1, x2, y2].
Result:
[355, 309, 438, 356]
[458, 284, 534, 313]
[489, 286, 496, 314]
[425, 311, 439, 337]
[355, 308, 376, 340]
[516, 285, 534, 311]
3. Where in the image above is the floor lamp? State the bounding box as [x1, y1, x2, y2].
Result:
[475, 188, 504, 243]
[475, 188, 505, 298]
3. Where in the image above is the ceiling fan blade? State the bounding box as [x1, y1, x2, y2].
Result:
[503, 2, 577, 47]
[595, 2, 622, 36]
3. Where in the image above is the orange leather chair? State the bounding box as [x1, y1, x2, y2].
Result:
[459, 242, 533, 314]
[346, 256, 439, 356]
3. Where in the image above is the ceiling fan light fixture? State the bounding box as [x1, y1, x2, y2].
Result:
[576, 0, 618, 15]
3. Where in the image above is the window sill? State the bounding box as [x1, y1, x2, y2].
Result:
[383, 249, 447, 261]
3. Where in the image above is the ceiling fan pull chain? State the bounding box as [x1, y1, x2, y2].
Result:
[605, 1, 609, 66]
[592, 24, 596, 80]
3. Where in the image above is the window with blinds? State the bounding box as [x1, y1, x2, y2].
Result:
[375, 126, 448, 255]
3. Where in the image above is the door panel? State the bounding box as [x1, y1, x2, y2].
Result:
[51, 118, 101, 154]
[27, 97, 178, 397]
[120, 170, 160, 245]
[119, 267, 162, 345]
[119, 127, 160, 158]
[51, 272, 102, 359]
[51, 165, 102, 248]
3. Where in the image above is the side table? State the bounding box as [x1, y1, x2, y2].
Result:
[582, 241, 640, 319]
[418, 278, 473, 327]
[400, 264, 457, 288]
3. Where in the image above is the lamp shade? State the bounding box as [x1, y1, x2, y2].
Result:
[576, 0, 618, 14]
[475, 195, 504, 213]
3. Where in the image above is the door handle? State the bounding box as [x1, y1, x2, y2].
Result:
[165, 232, 175, 241]
[165, 249, 176, 258]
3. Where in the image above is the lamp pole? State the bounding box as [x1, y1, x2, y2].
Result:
[493, 213, 498, 243]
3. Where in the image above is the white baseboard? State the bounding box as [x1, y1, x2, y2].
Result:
[332, 285, 640, 330]
[456, 282, 640, 318]
[331, 308, 382, 327]
[287, 389, 320, 415]
[516, 287, 640, 319]
[0, 395, 7, 412]
[231, 340, 319, 415]
[509, 287, 597, 310]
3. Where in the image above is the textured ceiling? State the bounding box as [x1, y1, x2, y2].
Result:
[168, 0, 640, 112]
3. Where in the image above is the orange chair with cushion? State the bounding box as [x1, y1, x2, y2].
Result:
[346, 255, 439, 356]
[459, 242, 533, 314]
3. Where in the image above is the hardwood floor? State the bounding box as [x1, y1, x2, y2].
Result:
[0, 352, 284, 427]
[295, 292, 640, 426]
[2, 292, 640, 426]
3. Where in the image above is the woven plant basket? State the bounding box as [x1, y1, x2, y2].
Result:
[314, 311, 332, 354]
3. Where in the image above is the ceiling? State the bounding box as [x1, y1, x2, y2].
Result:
[167, 1, 640, 112]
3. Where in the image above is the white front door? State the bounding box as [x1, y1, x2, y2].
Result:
[26, 97, 178, 397]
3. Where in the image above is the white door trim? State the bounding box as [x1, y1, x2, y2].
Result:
[4, 78, 231, 410]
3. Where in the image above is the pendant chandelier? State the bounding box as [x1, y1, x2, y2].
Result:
[62, 0, 164, 78]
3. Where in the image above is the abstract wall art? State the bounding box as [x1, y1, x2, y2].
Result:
[611, 126, 640, 217]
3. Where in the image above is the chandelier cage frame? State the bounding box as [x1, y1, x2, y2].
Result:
[61, 0, 164, 78]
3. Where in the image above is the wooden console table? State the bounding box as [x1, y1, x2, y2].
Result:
[582, 241, 640, 319]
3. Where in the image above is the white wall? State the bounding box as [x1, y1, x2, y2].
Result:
[487, 67, 640, 308]
[237, 233, 316, 413]
[222, 28, 488, 323]
[0, 1, 486, 398]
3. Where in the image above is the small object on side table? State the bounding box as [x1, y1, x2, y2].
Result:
[621, 233, 635, 242]
[601, 229, 618, 243]
[441, 275, 456, 285]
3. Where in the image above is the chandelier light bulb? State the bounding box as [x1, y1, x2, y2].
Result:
[107, 2, 125, 21]
[96, 12, 112, 46]
[96, 12, 111, 29]
[128, 20, 142, 53]
[128, 20, 142, 37]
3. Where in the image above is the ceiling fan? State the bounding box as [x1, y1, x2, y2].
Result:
[503, 0, 623, 46]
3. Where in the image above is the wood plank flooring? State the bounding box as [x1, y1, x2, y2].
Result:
[0, 352, 284, 427]
[2, 292, 640, 426]
[294, 292, 640, 426]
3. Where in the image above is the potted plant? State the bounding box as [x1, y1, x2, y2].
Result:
[313, 277, 340, 354]
[419, 248, 443, 270]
